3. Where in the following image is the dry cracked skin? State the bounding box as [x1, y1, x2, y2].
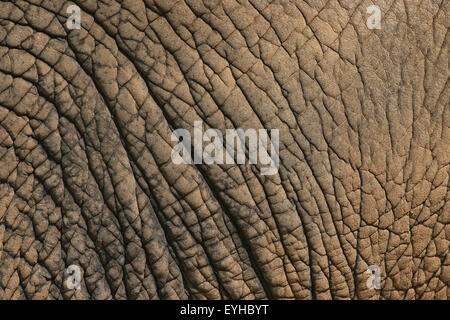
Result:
[0, 0, 448, 300]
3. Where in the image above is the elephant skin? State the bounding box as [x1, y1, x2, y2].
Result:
[0, 0, 448, 300]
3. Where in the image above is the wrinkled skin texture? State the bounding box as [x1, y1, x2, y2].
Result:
[0, 0, 448, 300]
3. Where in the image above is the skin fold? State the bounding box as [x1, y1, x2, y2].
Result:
[0, 0, 448, 300]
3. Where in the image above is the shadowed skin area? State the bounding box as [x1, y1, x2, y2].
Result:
[0, 0, 448, 300]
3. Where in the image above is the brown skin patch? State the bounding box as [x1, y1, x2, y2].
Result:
[0, 0, 448, 300]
